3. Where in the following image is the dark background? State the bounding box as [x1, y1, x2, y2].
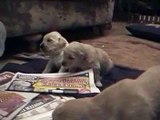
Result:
[113, 0, 160, 21]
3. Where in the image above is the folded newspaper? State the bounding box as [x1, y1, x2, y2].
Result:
[0, 71, 15, 91]
[14, 94, 75, 120]
[7, 69, 100, 94]
[0, 91, 38, 120]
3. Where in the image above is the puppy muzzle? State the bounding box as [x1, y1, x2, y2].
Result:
[40, 43, 47, 52]
[40, 43, 44, 48]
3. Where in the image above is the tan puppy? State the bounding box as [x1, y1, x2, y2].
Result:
[53, 65, 160, 120]
[40, 31, 68, 73]
[59, 41, 114, 87]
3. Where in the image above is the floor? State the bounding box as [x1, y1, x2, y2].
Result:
[0, 22, 160, 71]
[81, 22, 160, 70]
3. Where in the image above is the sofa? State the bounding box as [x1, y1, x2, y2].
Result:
[0, 0, 114, 38]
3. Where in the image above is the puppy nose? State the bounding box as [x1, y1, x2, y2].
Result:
[62, 61, 66, 66]
[40, 43, 44, 49]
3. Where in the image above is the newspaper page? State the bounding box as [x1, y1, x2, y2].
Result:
[0, 91, 38, 120]
[0, 72, 15, 90]
[7, 69, 100, 94]
[14, 94, 75, 120]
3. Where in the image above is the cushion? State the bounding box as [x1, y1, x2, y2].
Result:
[126, 23, 160, 42]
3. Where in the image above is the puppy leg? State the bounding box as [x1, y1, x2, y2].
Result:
[93, 63, 103, 87]
[58, 66, 68, 73]
[94, 69, 102, 87]
[43, 60, 55, 73]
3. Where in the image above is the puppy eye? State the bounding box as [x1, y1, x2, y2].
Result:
[47, 38, 52, 42]
[68, 55, 75, 60]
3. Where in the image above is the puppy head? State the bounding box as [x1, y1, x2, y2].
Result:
[61, 42, 87, 68]
[40, 31, 68, 55]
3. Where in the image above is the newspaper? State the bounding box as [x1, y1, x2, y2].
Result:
[0, 72, 15, 90]
[0, 91, 38, 120]
[7, 69, 100, 94]
[14, 94, 75, 120]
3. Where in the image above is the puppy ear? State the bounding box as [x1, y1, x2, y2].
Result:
[59, 37, 68, 47]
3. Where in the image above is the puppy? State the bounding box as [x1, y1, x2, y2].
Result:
[40, 31, 68, 73]
[0, 21, 6, 57]
[53, 65, 160, 120]
[59, 41, 114, 87]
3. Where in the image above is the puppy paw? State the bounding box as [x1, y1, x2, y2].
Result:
[95, 81, 103, 87]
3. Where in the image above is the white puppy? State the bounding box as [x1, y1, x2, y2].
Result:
[59, 41, 114, 87]
[53, 65, 160, 120]
[40, 31, 68, 73]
